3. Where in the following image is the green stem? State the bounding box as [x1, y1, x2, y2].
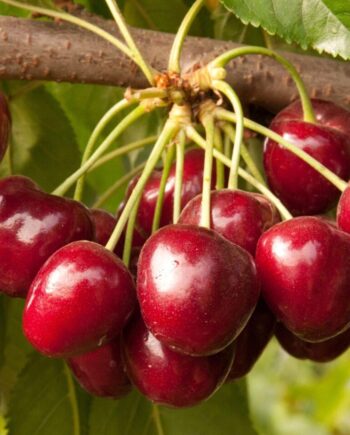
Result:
[221, 123, 265, 186]
[152, 144, 175, 233]
[63, 363, 80, 435]
[173, 130, 186, 223]
[52, 105, 146, 197]
[224, 132, 232, 158]
[216, 108, 348, 192]
[74, 98, 132, 201]
[105, 0, 155, 84]
[0, 0, 134, 61]
[210, 46, 315, 123]
[152, 405, 165, 435]
[212, 80, 244, 189]
[89, 136, 156, 173]
[186, 125, 293, 220]
[214, 126, 225, 189]
[168, 0, 205, 73]
[105, 119, 179, 252]
[122, 194, 142, 266]
[200, 116, 215, 228]
[92, 162, 145, 209]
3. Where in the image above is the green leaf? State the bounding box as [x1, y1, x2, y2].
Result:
[4, 85, 81, 193]
[89, 381, 257, 435]
[7, 353, 87, 435]
[0, 0, 55, 17]
[220, 0, 350, 59]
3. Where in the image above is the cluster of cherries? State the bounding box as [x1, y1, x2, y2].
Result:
[1, 91, 350, 409]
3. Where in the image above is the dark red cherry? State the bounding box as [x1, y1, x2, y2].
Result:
[137, 224, 260, 356]
[67, 336, 131, 398]
[126, 149, 215, 235]
[337, 184, 350, 234]
[179, 189, 280, 255]
[275, 323, 350, 363]
[273, 98, 350, 138]
[264, 120, 350, 215]
[0, 175, 40, 191]
[226, 299, 275, 381]
[23, 241, 136, 357]
[256, 216, 350, 342]
[0, 181, 94, 298]
[122, 316, 234, 408]
[0, 93, 11, 163]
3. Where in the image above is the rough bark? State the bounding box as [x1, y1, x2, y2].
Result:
[0, 14, 349, 112]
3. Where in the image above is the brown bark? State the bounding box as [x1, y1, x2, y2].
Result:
[0, 14, 349, 112]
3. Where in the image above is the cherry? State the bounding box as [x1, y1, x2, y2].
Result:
[337, 184, 350, 234]
[272, 98, 350, 138]
[23, 240, 136, 357]
[179, 189, 280, 255]
[226, 299, 275, 381]
[122, 316, 235, 408]
[0, 179, 94, 298]
[0, 92, 11, 163]
[255, 216, 350, 342]
[125, 148, 215, 235]
[67, 336, 131, 398]
[137, 224, 260, 356]
[275, 323, 350, 363]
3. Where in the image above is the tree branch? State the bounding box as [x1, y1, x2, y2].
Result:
[0, 14, 349, 112]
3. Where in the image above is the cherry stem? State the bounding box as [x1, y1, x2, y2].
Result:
[122, 193, 142, 267]
[0, 0, 135, 62]
[52, 104, 147, 197]
[168, 0, 205, 73]
[224, 133, 232, 158]
[221, 123, 266, 186]
[63, 363, 80, 435]
[186, 125, 293, 220]
[212, 80, 244, 189]
[210, 46, 315, 123]
[92, 162, 145, 209]
[104, 0, 155, 84]
[88, 136, 156, 173]
[74, 98, 133, 201]
[214, 127, 225, 189]
[173, 130, 186, 223]
[200, 115, 215, 228]
[216, 108, 348, 192]
[152, 144, 176, 233]
[105, 118, 179, 252]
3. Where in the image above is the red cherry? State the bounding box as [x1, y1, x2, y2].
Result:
[0, 175, 40, 191]
[0, 93, 11, 163]
[137, 224, 260, 356]
[0, 179, 94, 298]
[256, 216, 350, 342]
[122, 316, 235, 408]
[179, 189, 280, 255]
[275, 323, 350, 363]
[264, 120, 350, 215]
[273, 98, 350, 138]
[67, 336, 131, 398]
[226, 300, 275, 380]
[23, 241, 136, 357]
[337, 184, 350, 234]
[125, 149, 215, 235]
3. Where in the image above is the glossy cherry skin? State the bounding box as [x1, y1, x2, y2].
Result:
[122, 316, 235, 408]
[256, 216, 350, 342]
[126, 149, 215, 235]
[0, 175, 40, 191]
[67, 336, 132, 398]
[264, 120, 350, 215]
[275, 323, 350, 363]
[23, 240, 136, 357]
[0, 181, 94, 298]
[272, 98, 350, 138]
[337, 184, 350, 234]
[226, 299, 275, 381]
[137, 224, 260, 356]
[179, 189, 280, 255]
[0, 93, 11, 163]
